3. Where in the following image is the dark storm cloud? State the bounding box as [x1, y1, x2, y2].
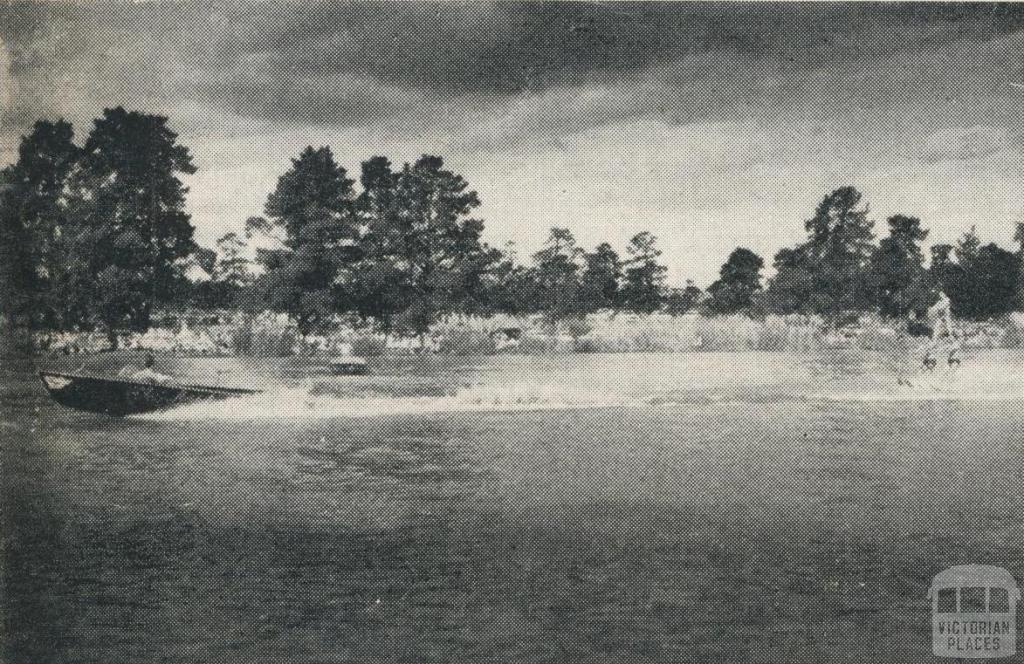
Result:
[4, 1, 1024, 136]
[178, 1, 1024, 129]
[6, 2, 1023, 282]
[217, 2, 1024, 94]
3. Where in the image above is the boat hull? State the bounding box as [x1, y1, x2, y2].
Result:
[328, 357, 368, 376]
[38, 371, 260, 416]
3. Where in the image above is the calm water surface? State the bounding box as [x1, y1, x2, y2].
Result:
[4, 351, 1024, 662]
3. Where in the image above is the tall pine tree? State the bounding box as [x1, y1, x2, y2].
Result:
[704, 247, 764, 315]
[67, 108, 197, 343]
[0, 120, 79, 329]
[578, 242, 621, 313]
[765, 187, 875, 323]
[619, 231, 667, 314]
[249, 146, 358, 334]
[866, 215, 929, 318]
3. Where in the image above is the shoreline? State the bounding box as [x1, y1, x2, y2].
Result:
[26, 314, 1023, 358]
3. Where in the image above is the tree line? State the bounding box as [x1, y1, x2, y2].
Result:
[232, 149, 1024, 333]
[757, 186, 1024, 326]
[1, 111, 198, 345]
[223, 146, 676, 335]
[3, 109, 1024, 343]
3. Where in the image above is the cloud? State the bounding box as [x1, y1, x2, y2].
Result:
[5, 2, 1024, 284]
[921, 125, 1018, 164]
[6, 2, 1024, 140]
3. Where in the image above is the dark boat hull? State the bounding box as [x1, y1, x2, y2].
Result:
[38, 371, 260, 416]
[328, 357, 368, 376]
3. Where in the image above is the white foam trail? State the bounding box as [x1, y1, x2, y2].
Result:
[136, 381, 631, 421]
[133, 364, 1024, 420]
[824, 390, 1024, 403]
[825, 372, 1024, 402]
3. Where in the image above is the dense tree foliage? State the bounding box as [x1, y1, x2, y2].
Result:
[0, 109, 198, 344]
[477, 246, 537, 316]
[619, 232, 667, 314]
[767, 187, 877, 323]
[928, 243, 957, 305]
[664, 280, 703, 316]
[800, 187, 875, 321]
[764, 247, 816, 316]
[248, 146, 357, 334]
[865, 215, 929, 319]
[530, 227, 584, 321]
[212, 233, 253, 287]
[759, 190, 1023, 324]
[246, 151, 501, 335]
[350, 155, 500, 335]
[955, 242, 1018, 320]
[921, 228, 1019, 321]
[180, 232, 254, 310]
[0, 120, 79, 329]
[74, 108, 198, 343]
[704, 247, 764, 315]
[578, 242, 622, 312]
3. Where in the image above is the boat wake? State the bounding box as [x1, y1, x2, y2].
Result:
[821, 369, 1024, 402]
[133, 365, 1024, 420]
[135, 381, 633, 421]
[823, 387, 1024, 402]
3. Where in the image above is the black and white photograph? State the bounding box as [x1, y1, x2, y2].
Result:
[3, 1, 1024, 661]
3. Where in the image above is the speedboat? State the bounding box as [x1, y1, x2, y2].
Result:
[327, 356, 369, 375]
[38, 371, 260, 416]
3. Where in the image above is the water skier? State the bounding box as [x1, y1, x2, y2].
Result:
[922, 347, 938, 372]
[927, 291, 954, 342]
[921, 290, 963, 374]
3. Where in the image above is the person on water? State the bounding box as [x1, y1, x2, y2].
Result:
[121, 353, 172, 385]
[946, 331, 965, 370]
[947, 345, 962, 369]
[922, 347, 938, 372]
[921, 290, 962, 373]
[927, 290, 954, 342]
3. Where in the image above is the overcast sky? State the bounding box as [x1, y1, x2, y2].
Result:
[3, 2, 1024, 284]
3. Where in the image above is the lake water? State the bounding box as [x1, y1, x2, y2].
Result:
[5, 350, 1024, 662]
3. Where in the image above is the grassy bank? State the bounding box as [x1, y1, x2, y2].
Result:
[30, 310, 1024, 358]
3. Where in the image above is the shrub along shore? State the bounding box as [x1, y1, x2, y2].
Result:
[31, 310, 1024, 358]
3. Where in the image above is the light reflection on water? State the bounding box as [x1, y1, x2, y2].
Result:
[6, 351, 1024, 662]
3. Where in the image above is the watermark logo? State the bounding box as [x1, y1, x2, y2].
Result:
[928, 565, 1020, 658]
